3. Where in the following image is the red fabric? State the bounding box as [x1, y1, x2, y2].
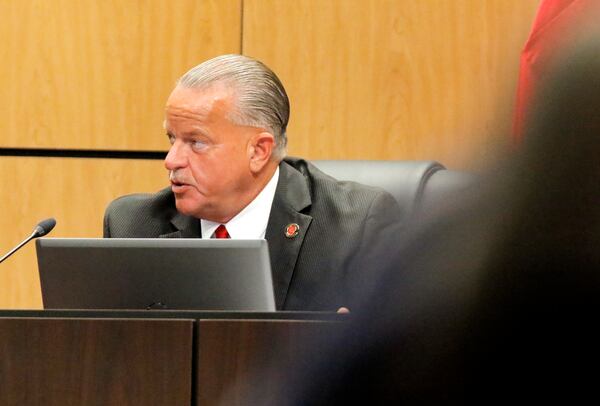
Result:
[213, 224, 230, 239]
[512, 0, 600, 143]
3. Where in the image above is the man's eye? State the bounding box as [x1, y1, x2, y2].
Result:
[191, 140, 208, 151]
[167, 134, 176, 145]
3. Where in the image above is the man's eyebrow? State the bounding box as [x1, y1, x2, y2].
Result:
[166, 130, 205, 138]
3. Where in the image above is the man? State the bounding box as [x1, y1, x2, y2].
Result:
[104, 54, 400, 311]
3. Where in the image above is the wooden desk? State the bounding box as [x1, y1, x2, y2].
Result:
[0, 310, 341, 406]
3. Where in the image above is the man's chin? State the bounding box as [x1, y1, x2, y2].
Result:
[174, 198, 205, 218]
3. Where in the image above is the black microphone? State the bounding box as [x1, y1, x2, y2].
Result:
[0, 218, 56, 264]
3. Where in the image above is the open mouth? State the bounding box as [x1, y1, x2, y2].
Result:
[171, 180, 191, 192]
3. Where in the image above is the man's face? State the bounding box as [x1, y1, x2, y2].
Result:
[164, 84, 260, 223]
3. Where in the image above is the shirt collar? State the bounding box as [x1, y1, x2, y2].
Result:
[201, 167, 279, 239]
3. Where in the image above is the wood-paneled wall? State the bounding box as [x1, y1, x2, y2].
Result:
[0, 0, 540, 308]
[0, 157, 167, 308]
[0, 0, 241, 150]
[244, 0, 541, 168]
[0, 0, 242, 308]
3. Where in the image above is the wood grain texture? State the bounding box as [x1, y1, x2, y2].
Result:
[0, 157, 168, 309]
[243, 0, 541, 168]
[195, 319, 342, 405]
[0, 0, 241, 150]
[0, 318, 193, 406]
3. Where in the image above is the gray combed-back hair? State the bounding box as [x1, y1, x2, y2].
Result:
[177, 54, 289, 160]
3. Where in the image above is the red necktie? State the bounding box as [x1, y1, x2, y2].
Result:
[213, 224, 230, 239]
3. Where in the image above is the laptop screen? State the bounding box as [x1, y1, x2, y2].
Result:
[36, 238, 275, 311]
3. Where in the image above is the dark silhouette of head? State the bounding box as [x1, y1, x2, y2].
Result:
[271, 34, 600, 405]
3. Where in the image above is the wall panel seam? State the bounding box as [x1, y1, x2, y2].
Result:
[240, 0, 245, 54]
[0, 148, 165, 160]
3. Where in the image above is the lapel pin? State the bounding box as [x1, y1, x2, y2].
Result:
[285, 223, 300, 238]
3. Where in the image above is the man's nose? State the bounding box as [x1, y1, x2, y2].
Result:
[164, 140, 187, 171]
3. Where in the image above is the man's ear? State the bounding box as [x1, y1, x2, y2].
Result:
[248, 131, 275, 173]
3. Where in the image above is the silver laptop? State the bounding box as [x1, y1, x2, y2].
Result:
[36, 238, 275, 311]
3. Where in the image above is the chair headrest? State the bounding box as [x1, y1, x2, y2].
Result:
[311, 160, 445, 214]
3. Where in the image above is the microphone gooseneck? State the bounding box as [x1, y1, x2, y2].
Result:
[0, 218, 57, 265]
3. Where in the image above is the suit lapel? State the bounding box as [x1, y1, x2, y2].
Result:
[266, 162, 313, 309]
[160, 211, 201, 238]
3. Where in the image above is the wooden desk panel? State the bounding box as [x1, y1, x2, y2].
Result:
[0, 318, 193, 406]
[195, 319, 341, 405]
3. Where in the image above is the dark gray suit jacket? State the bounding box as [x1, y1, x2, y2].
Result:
[104, 157, 401, 310]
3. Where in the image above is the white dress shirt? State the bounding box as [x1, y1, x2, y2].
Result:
[201, 167, 280, 239]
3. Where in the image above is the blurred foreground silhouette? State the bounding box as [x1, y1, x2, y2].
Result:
[220, 34, 600, 405]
